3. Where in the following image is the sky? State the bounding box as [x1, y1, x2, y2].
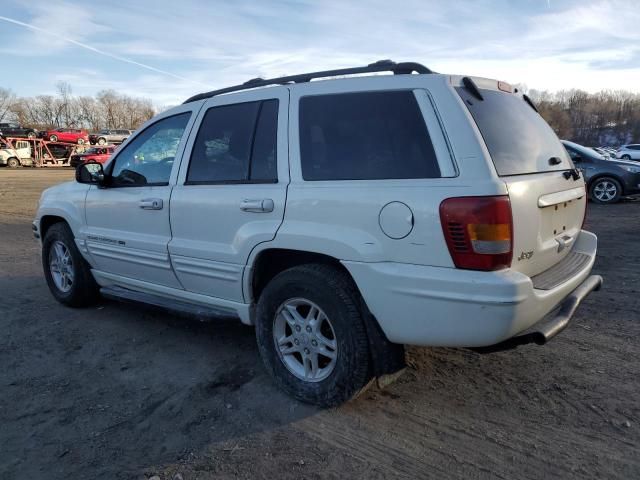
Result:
[0, 0, 639, 106]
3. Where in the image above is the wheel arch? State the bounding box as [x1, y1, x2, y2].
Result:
[246, 248, 353, 304]
[247, 247, 405, 378]
[40, 215, 69, 239]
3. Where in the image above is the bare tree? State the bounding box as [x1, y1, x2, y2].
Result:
[0, 87, 16, 122]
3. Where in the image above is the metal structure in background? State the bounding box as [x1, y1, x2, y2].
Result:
[0, 137, 89, 167]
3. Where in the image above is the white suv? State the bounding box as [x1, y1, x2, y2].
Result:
[616, 144, 640, 161]
[34, 60, 602, 406]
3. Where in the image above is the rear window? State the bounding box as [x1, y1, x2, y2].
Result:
[299, 91, 440, 181]
[456, 87, 571, 176]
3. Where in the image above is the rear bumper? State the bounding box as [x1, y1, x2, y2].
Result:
[471, 274, 602, 353]
[343, 230, 599, 347]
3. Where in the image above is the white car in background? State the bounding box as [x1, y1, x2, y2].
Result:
[616, 144, 640, 161]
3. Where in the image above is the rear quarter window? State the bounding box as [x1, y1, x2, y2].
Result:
[299, 91, 441, 181]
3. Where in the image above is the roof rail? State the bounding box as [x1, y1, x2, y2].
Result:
[183, 59, 434, 104]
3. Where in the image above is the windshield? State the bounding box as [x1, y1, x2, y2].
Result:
[561, 140, 605, 160]
[456, 87, 573, 176]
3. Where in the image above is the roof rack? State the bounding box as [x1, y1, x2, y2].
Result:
[183, 59, 434, 104]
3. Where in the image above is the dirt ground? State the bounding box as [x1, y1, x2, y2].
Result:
[0, 168, 638, 480]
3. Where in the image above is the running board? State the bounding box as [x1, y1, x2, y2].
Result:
[100, 286, 240, 321]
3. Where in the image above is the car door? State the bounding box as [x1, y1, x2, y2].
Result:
[169, 88, 289, 302]
[84, 104, 199, 288]
[56, 129, 69, 142]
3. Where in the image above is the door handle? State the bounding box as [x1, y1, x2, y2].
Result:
[139, 198, 163, 210]
[240, 198, 274, 213]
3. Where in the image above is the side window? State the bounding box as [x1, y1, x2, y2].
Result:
[186, 99, 278, 184]
[299, 91, 441, 181]
[249, 99, 278, 182]
[110, 112, 191, 187]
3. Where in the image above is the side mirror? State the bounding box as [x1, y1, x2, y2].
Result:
[76, 161, 106, 185]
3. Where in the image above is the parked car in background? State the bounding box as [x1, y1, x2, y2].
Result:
[43, 128, 90, 144]
[69, 146, 115, 168]
[592, 147, 612, 158]
[0, 122, 38, 139]
[89, 129, 134, 145]
[615, 144, 640, 161]
[0, 140, 33, 167]
[35, 60, 602, 406]
[563, 140, 640, 203]
[41, 144, 74, 163]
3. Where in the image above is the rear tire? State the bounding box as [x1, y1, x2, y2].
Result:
[49, 134, 58, 142]
[589, 177, 622, 204]
[27, 131, 36, 139]
[42, 222, 99, 307]
[97, 137, 106, 145]
[255, 264, 372, 407]
[77, 138, 85, 145]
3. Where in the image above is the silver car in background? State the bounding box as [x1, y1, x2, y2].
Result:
[89, 129, 134, 145]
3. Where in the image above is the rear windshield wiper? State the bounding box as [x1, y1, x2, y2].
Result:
[462, 77, 484, 101]
[523, 94, 538, 113]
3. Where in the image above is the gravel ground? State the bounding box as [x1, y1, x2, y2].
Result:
[0, 169, 638, 480]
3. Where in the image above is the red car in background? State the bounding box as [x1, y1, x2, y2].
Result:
[43, 128, 90, 144]
[69, 145, 115, 168]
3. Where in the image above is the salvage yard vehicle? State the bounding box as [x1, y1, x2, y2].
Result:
[34, 60, 602, 406]
[0, 140, 33, 167]
[42, 128, 89, 145]
[615, 144, 640, 161]
[89, 129, 134, 145]
[563, 140, 640, 204]
[0, 122, 38, 139]
[69, 145, 115, 168]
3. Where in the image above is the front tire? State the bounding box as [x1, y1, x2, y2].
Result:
[42, 222, 99, 307]
[77, 138, 85, 145]
[7, 157, 19, 168]
[590, 177, 622, 204]
[255, 264, 371, 407]
[622, 154, 631, 160]
[27, 131, 36, 139]
[49, 134, 58, 142]
[97, 137, 106, 145]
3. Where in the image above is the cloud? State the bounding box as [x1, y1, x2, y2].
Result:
[1, 0, 639, 104]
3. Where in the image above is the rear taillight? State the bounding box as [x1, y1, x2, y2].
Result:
[439, 196, 513, 271]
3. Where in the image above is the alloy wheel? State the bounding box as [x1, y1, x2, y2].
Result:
[593, 180, 617, 202]
[273, 298, 338, 382]
[49, 241, 74, 293]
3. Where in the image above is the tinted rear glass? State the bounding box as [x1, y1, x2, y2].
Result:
[456, 87, 571, 176]
[299, 91, 440, 181]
